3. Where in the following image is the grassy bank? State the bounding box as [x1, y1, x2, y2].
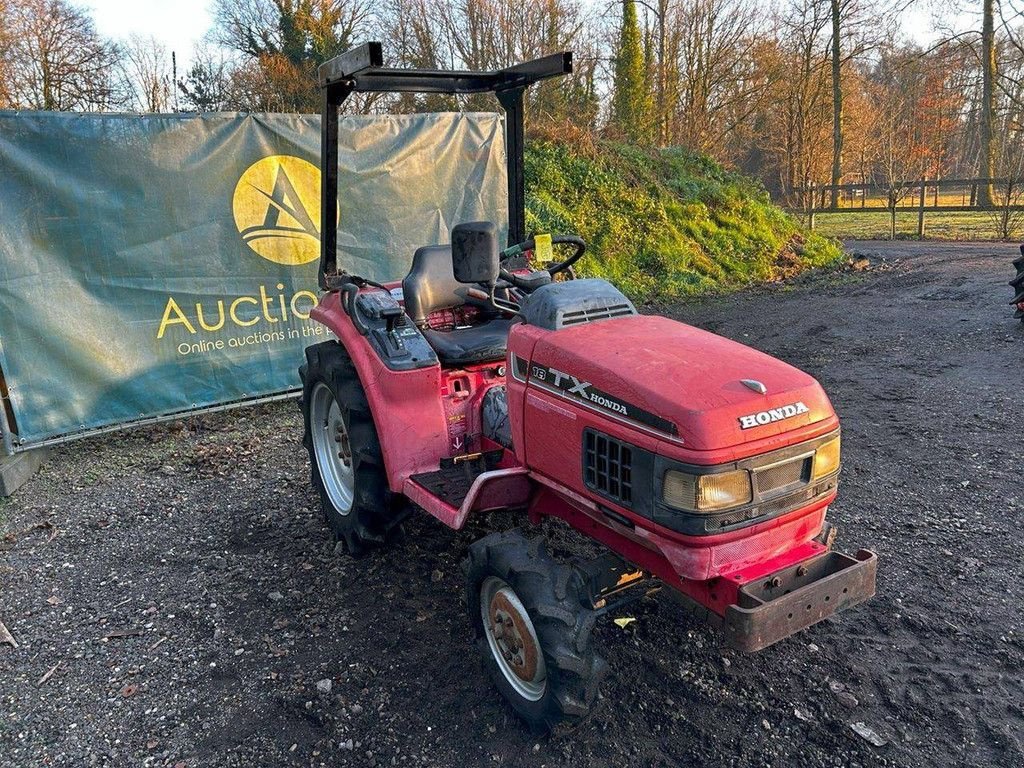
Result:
[524, 139, 843, 301]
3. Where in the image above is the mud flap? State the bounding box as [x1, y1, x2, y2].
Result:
[723, 549, 877, 652]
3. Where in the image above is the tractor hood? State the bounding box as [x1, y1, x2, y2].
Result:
[526, 314, 835, 452]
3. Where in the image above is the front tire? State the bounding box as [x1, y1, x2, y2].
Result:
[465, 530, 606, 732]
[300, 341, 404, 555]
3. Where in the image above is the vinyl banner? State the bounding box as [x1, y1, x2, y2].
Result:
[0, 112, 507, 447]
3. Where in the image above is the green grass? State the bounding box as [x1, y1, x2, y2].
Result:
[524, 140, 844, 302]
[811, 210, 1019, 241]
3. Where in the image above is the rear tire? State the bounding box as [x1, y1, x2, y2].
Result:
[465, 530, 606, 732]
[300, 341, 405, 555]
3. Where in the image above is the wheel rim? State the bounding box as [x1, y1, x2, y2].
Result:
[310, 382, 354, 514]
[480, 576, 547, 701]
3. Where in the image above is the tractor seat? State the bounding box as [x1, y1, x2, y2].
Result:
[421, 318, 516, 367]
[402, 244, 513, 367]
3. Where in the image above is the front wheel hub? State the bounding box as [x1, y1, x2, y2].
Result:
[309, 382, 354, 514]
[480, 577, 546, 701]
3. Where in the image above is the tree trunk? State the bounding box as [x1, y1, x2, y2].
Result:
[657, 0, 668, 146]
[979, 0, 997, 208]
[829, 0, 843, 209]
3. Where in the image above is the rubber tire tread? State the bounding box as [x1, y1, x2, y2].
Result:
[300, 341, 405, 555]
[465, 530, 607, 733]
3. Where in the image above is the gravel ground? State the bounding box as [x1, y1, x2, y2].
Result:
[2, 241, 1022, 767]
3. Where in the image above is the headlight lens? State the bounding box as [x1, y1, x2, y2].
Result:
[813, 436, 841, 480]
[663, 469, 752, 512]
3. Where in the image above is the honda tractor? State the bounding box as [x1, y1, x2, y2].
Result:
[299, 42, 877, 731]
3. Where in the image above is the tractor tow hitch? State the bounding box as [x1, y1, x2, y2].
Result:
[724, 549, 877, 652]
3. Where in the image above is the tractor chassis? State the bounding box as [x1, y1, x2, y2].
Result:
[569, 540, 875, 649]
[525, 481, 877, 653]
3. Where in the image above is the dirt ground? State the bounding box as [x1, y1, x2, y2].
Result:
[2, 241, 1022, 767]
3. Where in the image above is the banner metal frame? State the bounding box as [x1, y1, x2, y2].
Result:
[0, 390, 299, 454]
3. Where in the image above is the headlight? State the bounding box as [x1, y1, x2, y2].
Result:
[813, 435, 841, 480]
[663, 469, 752, 512]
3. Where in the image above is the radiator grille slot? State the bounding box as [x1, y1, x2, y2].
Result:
[561, 303, 636, 326]
[584, 431, 633, 506]
[755, 457, 811, 496]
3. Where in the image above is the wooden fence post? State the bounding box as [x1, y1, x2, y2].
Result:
[917, 177, 926, 238]
[808, 182, 816, 231]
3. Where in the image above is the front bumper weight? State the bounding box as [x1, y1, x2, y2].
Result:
[723, 549, 877, 652]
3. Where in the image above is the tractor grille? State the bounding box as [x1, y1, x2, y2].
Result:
[583, 431, 633, 506]
[561, 303, 636, 326]
[755, 456, 811, 496]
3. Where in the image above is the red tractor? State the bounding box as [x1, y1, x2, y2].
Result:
[300, 43, 877, 731]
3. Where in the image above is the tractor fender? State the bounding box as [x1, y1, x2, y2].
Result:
[310, 291, 449, 492]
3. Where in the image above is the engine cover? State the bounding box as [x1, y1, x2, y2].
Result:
[519, 313, 835, 453]
[519, 278, 637, 329]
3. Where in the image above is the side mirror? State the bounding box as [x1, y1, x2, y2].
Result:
[451, 221, 500, 284]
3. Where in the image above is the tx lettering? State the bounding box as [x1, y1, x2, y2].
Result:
[538, 365, 629, 416]
[738, 402, 809, 429]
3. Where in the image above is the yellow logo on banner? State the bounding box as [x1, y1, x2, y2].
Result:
[232, 155, 325, 266]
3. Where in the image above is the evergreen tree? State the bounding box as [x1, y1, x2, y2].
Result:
[178, 50, 231, 112]
[610, 0, 653, 144]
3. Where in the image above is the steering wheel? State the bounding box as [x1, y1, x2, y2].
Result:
[498, 235, 586, 291]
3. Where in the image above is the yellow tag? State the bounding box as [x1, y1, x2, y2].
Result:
[534, 233, 554, 265]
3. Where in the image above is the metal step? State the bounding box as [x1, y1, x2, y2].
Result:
[410, 449, 506, 507]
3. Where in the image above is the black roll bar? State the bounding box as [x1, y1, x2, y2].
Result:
[317, 41, 572, 289]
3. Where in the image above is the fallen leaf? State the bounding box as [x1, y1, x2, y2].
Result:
[0, 620, 17, 648]
[613, 617, 636, 629]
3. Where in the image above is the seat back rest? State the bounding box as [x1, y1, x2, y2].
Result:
[452, 221, 500, 284]
[402, 245, 468, 326]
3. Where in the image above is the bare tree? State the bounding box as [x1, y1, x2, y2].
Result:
[375, 0, 598, 125]
[990, 120, 1024, 237]
[664, 0, 773, 154]
[980, 0, 998, 206]
[986, 24, 1024, 236]
[122, 35, 173, 113]
[868, 44, 930, 238]
[826, 0, 891, 207]
[0, 0, 14, 108]
[5, 0, 124, 111]
[771, 0, 833, 208]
